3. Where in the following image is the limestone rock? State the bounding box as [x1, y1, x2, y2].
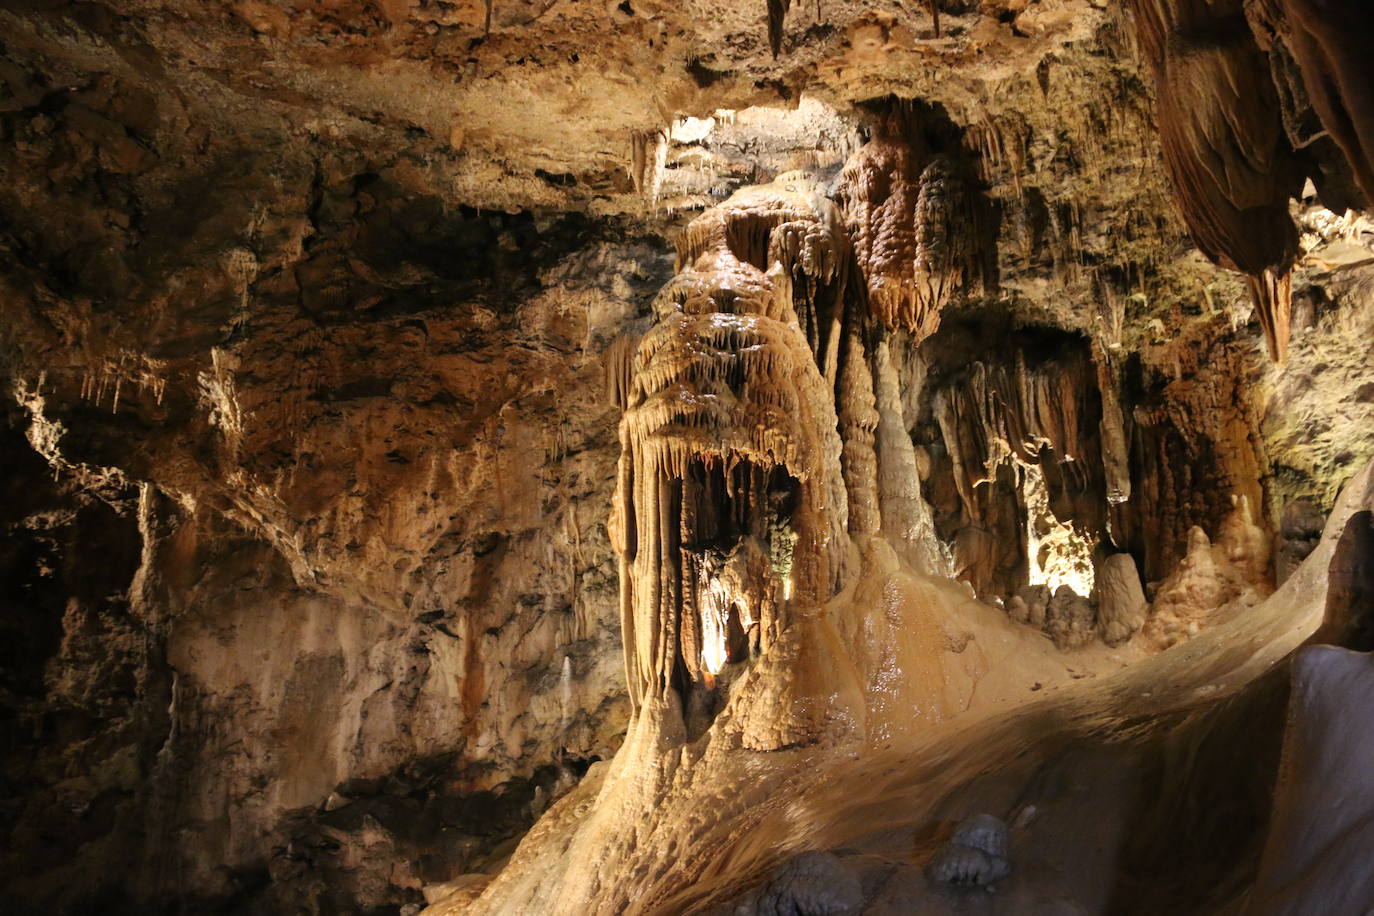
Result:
[1018, 585, 1052, 629]
[1096, 553, 1148, 646]
[1276, 499, 1326, 585]
[1251, 646, 1374, 913]
[1045, 585, 1096, 650]
[927, 813, 1012, 888]
[754, 851, 863, 916]
[420, 874, 493, 915]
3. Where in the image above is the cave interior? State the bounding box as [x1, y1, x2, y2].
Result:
[2, 0, 1374, 913]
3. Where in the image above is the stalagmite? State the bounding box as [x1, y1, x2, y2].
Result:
[1045, 584, 1096, 650]
[927, 814, 1012, 888]
[1096, 553, 1148, 646]
[1016, 584, 1051, 629]
[838, 331, 881, 536]
[873, 336, 949, 575]
[1143, 495, 1273, 648]
[742, 851, 863, 915]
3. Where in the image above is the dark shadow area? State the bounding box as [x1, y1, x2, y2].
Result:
[1314, 510, 1374, 651]
[1106, 670, 1289, 914]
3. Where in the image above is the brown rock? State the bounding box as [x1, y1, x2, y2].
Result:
[1045, 584, 1096, 650]
[1096, 553, 1148, 646]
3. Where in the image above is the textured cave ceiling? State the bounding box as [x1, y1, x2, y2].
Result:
[0, 0, 1144, 217]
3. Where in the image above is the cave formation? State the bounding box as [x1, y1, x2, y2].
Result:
[3, 1, 1374, 914]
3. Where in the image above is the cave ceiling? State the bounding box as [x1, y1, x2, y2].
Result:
[2, 0, 1110, 213]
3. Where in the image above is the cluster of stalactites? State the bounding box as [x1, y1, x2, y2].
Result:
[1129, 0, 1303, 362]
[675, 462, 782, 686]
[670, 178, 851, 379]
[639, 179, 848, 511]
[933, 351, 1095, 524]
[674, 179, 846, 276]
[625, 311, 823, 482]
[604, 332, 641, 410]
[837, 119, 982, 343]
[1092, 340, 1132, 506]
[614, 178, 851, 713]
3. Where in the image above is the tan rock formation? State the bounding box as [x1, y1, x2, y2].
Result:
[613, 177, 850, 734]
[1144, 495, 1273, 648]
[837, 102, 988, 341]
[1096, 552, 1149, 646]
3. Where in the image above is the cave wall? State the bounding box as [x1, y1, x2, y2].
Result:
[0, 70, 674, 906]
[0, 410, 162, 913]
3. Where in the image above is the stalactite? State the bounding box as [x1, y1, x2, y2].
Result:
[1246, 265, 1293, 363]
[1246, 0, 1374, 205]
[613, 176, 850, 737]
[222, 247, 259, 332]
[629, 130, 651, 198]
[1092, 340, 1131, 506]
[767, 0, 790, 57]
[837, 106, 985, 342]
[1128, 0, 1302, 362]
[629, 128, 667, 203]
[603, 332, 641, 409]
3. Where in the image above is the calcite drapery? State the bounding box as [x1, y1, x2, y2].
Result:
[932, 343, 1101, 522]
[1129, 0, 1303, 361]
[837, 105, 986, 343]
[611, 176, 850, 725]
[923, 326, 1114, 602]
[1246, 0, 1374, 205]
